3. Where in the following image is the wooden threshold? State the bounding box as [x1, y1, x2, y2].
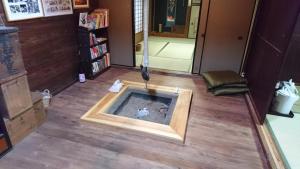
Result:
[245, 94, 286, 169]
[81, 80, 193, 144]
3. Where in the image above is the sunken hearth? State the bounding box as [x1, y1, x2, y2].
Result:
[81, 81, 192, 143]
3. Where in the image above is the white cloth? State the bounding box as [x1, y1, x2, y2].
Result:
[136, 108, 149, 118]
[108, 80, 123, 93]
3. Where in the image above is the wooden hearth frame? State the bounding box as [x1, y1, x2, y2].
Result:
[81, 80, 192, 143]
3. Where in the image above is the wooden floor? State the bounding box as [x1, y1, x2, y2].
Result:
[0, 68, 269, 169]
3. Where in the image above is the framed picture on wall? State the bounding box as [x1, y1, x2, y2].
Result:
[73, 0, 89, 9]
[2, 0, 44, 21]
[42, 0, 73, 17]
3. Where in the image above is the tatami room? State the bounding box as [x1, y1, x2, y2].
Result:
[0, 0, 299, 169]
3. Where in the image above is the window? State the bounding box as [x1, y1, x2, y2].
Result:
[134, 0, 143, 33]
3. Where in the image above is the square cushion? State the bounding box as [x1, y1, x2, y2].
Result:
[202, 70, 247, 90]
[212, 87, 249, 96]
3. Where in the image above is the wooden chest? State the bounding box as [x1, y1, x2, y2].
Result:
[0, 27, 25, 80]
[4, 108, 36, 145]
[31, 92, 47, 127]
[0, 73, 33, 119]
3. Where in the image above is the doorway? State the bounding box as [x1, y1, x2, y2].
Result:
[132, 0, 256, 74]
[133, 0, 201, 73]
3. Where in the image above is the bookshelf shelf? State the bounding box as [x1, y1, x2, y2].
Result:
[78, 9, 110, 80]
[78, 27, 111, 79]
[91, 52, 109, 62]
[90, 40, 108, 48]
[78, 27, 110, 80]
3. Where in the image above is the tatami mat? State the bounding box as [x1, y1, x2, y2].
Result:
[136, 41, 168, 56]
[135, 36, 195, 73]
[156, 43, 195, 60]
[136, 54, 192, 72]
[265, 86, 300, 169]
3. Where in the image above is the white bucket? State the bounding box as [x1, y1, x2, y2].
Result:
[42, 89, 52, 108]
[272, 92, 299, 115]
[79, 73, 86, 83]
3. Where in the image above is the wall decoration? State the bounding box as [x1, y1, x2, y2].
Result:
[73, 0, 89, 9]
[166, 0, 176, 27]
[79, 12, 87, 27]
[42, 0, 73, 17]
[2, 0, 44, 21]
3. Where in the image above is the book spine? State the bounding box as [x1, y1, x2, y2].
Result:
[107, 53, 111, 66]
[89, 33, 93, 46]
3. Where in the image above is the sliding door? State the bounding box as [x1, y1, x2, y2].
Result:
[245, 0, 300, 123]
[200, 0, 255, 73]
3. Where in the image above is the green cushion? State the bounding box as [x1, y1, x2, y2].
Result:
[212, 87, 249, 96]
[202, 70, 247, 90]
[207, 83, 248, 91]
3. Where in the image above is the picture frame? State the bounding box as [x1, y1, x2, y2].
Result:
[2, 0, 44, 21]
[73, 0, 89, 9]
[42, 0, 73, 17]
[79, 12, 88, 27]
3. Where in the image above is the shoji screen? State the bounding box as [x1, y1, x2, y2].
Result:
[135, 0, 143, 33]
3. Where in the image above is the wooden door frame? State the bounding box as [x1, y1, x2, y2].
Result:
[192, 0, 210, 74]
[131, 0, 202, 74]
[131, 0, 137, 67]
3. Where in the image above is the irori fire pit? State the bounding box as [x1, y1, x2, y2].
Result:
[81, 81, 192, 143]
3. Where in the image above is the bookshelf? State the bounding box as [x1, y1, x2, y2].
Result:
[78, 22, 111, 79]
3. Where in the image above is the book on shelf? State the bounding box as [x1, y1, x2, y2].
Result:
[79, 13, 88, 28]
[79, 9, 109, 30]
[91, 53, 111, 74]
[89, 33, 98, 46]
[90, 44, 108, 60]
[89, 33, 107, 46]
[90, 47, 100, 59]
[96, 37, 107, 43]
[105, 53, 110, 67]
[92, 9, 109, 28]
[87, 15, 98, 29]
[92, 62, 99, 73]
[101, 44, 107, 53]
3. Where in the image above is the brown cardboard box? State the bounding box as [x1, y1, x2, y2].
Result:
[0, 73, 33, 119]
[4, 108, 36, 145]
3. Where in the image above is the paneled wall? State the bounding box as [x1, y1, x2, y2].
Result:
[245, 0, 300, 123]
[280, 14, 300, 83]
[0, 2, 97, 94]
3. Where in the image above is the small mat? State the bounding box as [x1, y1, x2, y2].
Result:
[212, 87, 249, 96]
[202, 70, 248, 96]
[202, 70, 247, 90]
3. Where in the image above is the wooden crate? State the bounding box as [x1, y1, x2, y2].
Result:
[4, 108, 36, 145]
[0, 27, 26, 80]
[31, 92, 47, 127]
[0, 73, 33, 119]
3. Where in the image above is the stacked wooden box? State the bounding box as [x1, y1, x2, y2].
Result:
[0, 26, 46, 145]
